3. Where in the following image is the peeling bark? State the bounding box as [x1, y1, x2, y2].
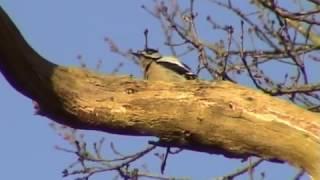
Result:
[0, 6, 319, 179]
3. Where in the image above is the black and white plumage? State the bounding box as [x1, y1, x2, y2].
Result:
[132, 49, 197, 81]
[156, 56, 197, 80]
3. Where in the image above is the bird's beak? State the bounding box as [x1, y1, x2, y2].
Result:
[131, 51, 141, 57]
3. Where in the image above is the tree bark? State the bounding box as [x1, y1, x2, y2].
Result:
[0, 6, 319, 179]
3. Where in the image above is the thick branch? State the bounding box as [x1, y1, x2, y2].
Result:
[0, 6, 319, 179]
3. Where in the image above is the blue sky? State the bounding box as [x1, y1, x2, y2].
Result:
[0, 1, 310, 180]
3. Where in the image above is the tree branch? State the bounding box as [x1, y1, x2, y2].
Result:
[0, 6, 319, 180]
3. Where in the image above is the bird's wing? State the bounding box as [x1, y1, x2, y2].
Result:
[156, 61, 193, 76]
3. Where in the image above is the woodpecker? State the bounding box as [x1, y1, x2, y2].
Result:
[132, 30, 197, 82]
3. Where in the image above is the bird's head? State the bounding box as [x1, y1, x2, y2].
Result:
[131, 29, 162, 67]
[131, 48, 162, 60]
[131, 48, 162, 68]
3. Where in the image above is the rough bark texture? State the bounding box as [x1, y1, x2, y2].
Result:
[0, 6, 319, 179]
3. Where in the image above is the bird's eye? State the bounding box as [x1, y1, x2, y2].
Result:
[146, 48, 158, 54]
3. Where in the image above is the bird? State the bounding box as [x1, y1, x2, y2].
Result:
[131, 30, 197, 82]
